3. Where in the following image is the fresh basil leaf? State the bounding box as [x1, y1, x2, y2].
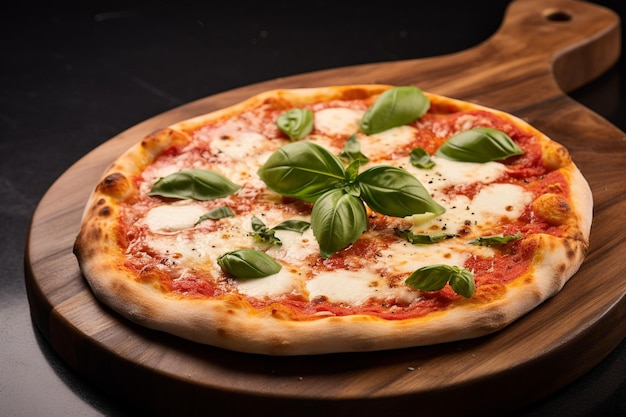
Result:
[276, 108, 314, 140]
[149, 169, 240, 201]
[311, 189, 368, 258]
[195, 205, 234, 225]
[394, 228, 457, 244]
[250, 217, 311, 246]
[358, 86, 430, 135]
[435, 127, 524, 163]
[257, 141, 346, 202]
[409, 147, 435, 169]
[250, 216, 281, 245]
[344, 159, 361, 185]
[405, 264, 475, 298]
[468, 231, 522, 246]
[217, 249, 282, 278]
[339, 134, 370, 164]
[358, 166, 445, 217]
[272, 219, 311, 234]
[449, 269, 476, 298]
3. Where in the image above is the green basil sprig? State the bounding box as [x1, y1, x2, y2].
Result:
[258, 140, 445, 258]
[358, 86, 430, 135]
[217, 249, 282, 278]
[394, 228, 457, 244]
[310, 189, 368, 258]
[405, 264, 475, 298]
[468, 231, 522, 246]
[435, 127, 524, 163]
[358, 166, 445, 218]
[276, 108, 314, 141]
[339, 134, 370, 164]
[250, 216, 311, 246]
[409, 147, 435, 169]
[149, 169, 240, 200]
[257, 141, 345, 202]
[195, 206, 234, 225]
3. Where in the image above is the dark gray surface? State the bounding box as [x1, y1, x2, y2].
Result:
[2, 1, 625, 416]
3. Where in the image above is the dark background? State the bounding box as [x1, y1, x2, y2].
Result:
[2, 1, 625, 416]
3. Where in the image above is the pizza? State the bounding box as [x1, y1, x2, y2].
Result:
[73, 84, 593, 355]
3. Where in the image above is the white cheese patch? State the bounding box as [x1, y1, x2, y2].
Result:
[471, 183, 532, 224]
[314, 107, 363, 136]
[207, 131, 279, 184]
[266, 228, 318, 264]
[306, 269, 419, 306]
[142, 203, 206, 234]
[404, 156, 508, 191]
[361, 125, 417, 160]
[235, 268, 302, 298]
[139, 215, 253, 275]
[412, 183, 532, 236]
[208, 131, 269, 161]
[380, 241, 471, 274]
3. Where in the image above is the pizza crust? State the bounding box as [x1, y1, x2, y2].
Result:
[74, 84, 593, 355]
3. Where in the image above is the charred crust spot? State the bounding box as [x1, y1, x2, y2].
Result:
[139, 128, 190, 151]
[564, 239, 577, 260]
[102, 172, 125, 187]
[84, 226, 102, 242]
[97, 172, 130, 198]
[98, 206, 112, 217]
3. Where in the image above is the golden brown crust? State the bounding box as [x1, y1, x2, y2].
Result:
[74, 84, 593, 355]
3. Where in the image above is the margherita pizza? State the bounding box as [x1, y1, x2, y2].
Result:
[73, 84, 592, 355]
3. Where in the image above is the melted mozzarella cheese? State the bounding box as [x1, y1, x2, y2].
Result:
[142, 203, 206, 234]
[361, 125, 418, 160]
[306, 270, 419, 306]
[380, 241, 473, 274]
[314, 108, 363, 136]
[208, 131, 269, 160]
[411, 183, 532, 236]
[266, 228, 318, 264]
[404, 156, 508, 191]
[236, 268, 302, 298]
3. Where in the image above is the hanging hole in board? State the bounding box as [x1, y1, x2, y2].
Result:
[543, 8, 573, 22]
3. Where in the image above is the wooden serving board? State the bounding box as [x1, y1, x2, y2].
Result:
[25, 1, 626, 416]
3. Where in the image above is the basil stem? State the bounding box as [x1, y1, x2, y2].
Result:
[257, 141, 345, 202]
[394, 228, 457, 244]
[250, 216, 311, 246]
[339, 134, 370, 164]
[311, 189, 368, 258]
[195, 206, 234, 225]
[250, 216, 281, 245]
[276, 108, 314, 141]
[217, 249, 282, 278]
[358, 166, 445, 218]
[358, 86, 430, 135]
[409, 147, 435, 169]
[468, 231, 522, 246]
[272, 219, 311, 233]
[149, 169, 240, 201]
[405, 264, 475, 298]
[435, 127, 524, 163]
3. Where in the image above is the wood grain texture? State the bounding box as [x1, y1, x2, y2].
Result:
[24, 0, 626, 416]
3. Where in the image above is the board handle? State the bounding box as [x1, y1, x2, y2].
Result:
[491, 0, 621, 92]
